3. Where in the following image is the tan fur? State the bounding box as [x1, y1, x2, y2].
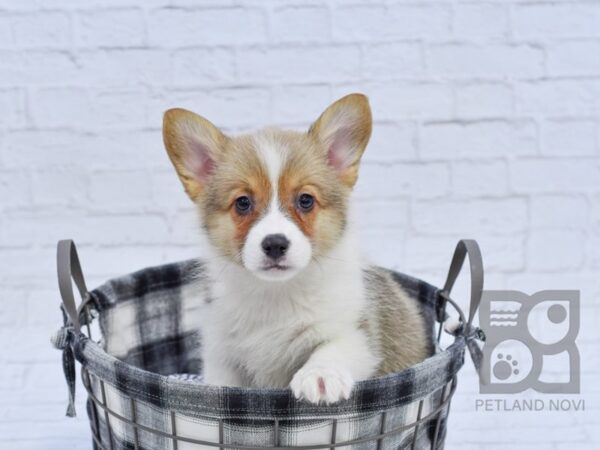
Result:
[266, 129, 349, 257]
[203, 136, 273, 261]
[308, 93, 372, 188]
[162, 108, 228, 200]
[362, 267, 433, 373]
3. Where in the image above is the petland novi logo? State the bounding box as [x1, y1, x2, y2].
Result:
[478, 290, 580, 394]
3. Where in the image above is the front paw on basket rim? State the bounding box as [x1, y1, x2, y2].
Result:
[290, 366, 354, 404]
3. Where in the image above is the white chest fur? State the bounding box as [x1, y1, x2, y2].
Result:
[201, 234, 369, 388]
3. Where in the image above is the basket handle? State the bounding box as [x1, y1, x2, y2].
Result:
[441, 240, 486, 377]
[57, 239, 89, 335]
[442, 239, 484, 329]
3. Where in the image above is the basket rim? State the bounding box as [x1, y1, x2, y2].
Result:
[74, 331, 465, 419]
[71, 259, 468, 419]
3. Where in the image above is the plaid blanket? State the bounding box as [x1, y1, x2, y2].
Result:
[54, 259, 469, 450]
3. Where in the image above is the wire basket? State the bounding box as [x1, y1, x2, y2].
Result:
[52, 239, 485, 450]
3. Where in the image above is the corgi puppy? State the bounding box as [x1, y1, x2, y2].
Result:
[163, 94, 434, 404]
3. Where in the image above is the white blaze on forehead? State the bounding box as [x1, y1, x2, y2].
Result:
[253, 132, 285, 210]
[241, 132, 312, 281]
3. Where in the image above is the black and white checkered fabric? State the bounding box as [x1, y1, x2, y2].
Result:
[56, 260, 469, 450]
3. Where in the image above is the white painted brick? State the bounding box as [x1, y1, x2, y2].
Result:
[453, 3, 509, 39]
[530, 195, 588, 230]
[355, 162, 450, 199]
[455, 83, 513, 118]
[333, 3, 451, 42]
[592, 194, 600, 233]
[76, 9, 144, 47]
[407, 235, 524, 272]
[451, 160, 509, 197]
[540, 120, 597, 156]
[335, 4, 451, 42]
[150, 170, 196, 212]
[368, 83, 454, 120]
[506, 271, 598, 296]
[361, 228, 407, 271]
[31, 170, 88, 207]
[0, 50, 79, 87]
[426, 44, 544, 79]
[461, 425, 589, 446]
[527, 231, 585, 271]
[237, 46, 361, 83]
[547, 41, 600, 76]
[0, 211, 168, 247]
[0, 248, 56, 284]
[557, 443, 600, 450]
[271, 84, 332, 124]
[516, 80, 600, 116]
[332, 5, 386, 42]
[365, 122, 417, 162]
[355, 199, 410, 230]
[513, 3, 600, 38]
[404, 237, 464, 272]
[271, 6, 329, 43]
[1, 131, 77, 168]
[148, 87, 271, 130]
[83, 215, 170, 246]
[12, 12, 70, 47]
[88, 171, 153, 212]
[25, 287, 66, 328]
[0, 88, 26, 127]
[480, 236, 526, 271]
[173, 48, 235, 84]
[420, 121, 537, 160]
[0, 365, 27, 398]
[332, 84, 370, 102]
[511, 159, 600, 193]
[0, 15, 12, 46]
[82, 245, 165, 278]
[168, 208, 203, 245]
[31, 88, 146, 129]
[363, 43, 423, 80]
[0, 171, 30, 210]
[163, 243, 209, 263]
[2, 130, 168, 170]
[148, 8, 267, 47]
[0, 288, 26, 327]
[78, 50, 173, 86]
[0, 0, 168, 10]
[385, 4, 451, 40]
[586, 235, 600, 270]
[411, 198, 528, 236]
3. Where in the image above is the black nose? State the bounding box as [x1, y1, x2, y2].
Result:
[261, 234, 289, 260]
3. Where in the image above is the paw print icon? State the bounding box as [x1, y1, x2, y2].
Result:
[479, 290, 580, 394]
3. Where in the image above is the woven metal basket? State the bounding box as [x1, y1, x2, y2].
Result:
[53, 239, 485, 450]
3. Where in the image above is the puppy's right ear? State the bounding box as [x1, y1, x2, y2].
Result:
[163, 108, 227, 200]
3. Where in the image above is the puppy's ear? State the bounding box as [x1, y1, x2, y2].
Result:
[308, 93, 372, 188]
[163, 108, 227, 200]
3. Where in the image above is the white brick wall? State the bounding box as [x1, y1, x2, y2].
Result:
[0, 1, 599, 448]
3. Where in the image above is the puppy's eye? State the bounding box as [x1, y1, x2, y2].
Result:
[234, 196, 252, 214]
[297, 193, 315, 212]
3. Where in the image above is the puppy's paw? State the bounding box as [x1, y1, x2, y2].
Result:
[290, 366, 354, 404]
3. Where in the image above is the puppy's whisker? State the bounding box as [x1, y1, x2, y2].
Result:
[313, 254, 351, 264]
[211, 260, 233, 284]
[311, 256, 325, 275]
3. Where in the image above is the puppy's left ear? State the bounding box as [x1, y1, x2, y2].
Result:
[163, 108, 227, 201]
[308, 93, 372, 188]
